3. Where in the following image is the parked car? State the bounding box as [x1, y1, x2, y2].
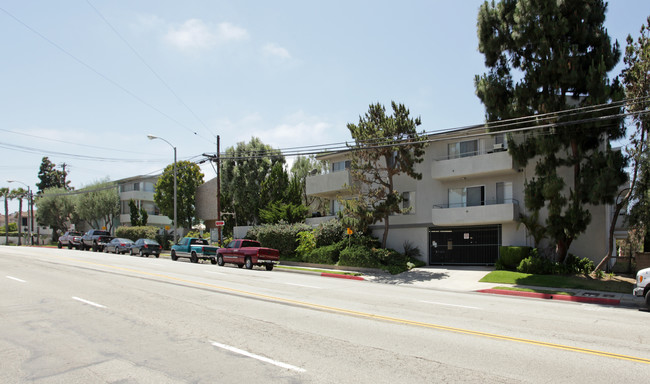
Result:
[57, 231, 83, 249]
[171, 237, 218, 264]
[634, 267, 650, 308]
[80, 229, 114, 252]
[216, 239, 280, 270]
[130, 238, 162, 257]
[104, 238, 134, 254]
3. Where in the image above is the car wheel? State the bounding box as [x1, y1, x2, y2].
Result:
[114, 247, 119, 254]
[265, 264, 274, 271]
[93, 243, 98, 252]
[104, 247, 108, 253]
[57, 242, 62, 249]
[155, 253, 159, 258]
[210, 258, 217, 265]
[238, 264, 244, 268]
[190, 252, 198, 263]
[217, 255, 224, 266]
[171, 250, 178, 261]
[78, 244, 84, 251]
[645, 290, 650, 308]
[245, 257, 253, 270]
[68, 244, 73, 250]
[139, 250, 144, 257]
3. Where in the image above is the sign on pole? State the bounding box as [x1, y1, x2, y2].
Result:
[215, 220, 225, 227]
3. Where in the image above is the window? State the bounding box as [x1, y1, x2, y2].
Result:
[133, 183, 140, 191]
[493, 134, 508, 151]
[448, 140, 478, 159]
[332, 199, 345, 215]
[402, 191, 415, 214]
[332, 160, 351, 172]
[496, 182, 513, 204]
[448, 186, 485, 207]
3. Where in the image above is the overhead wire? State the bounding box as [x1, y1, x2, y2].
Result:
[0, 5, 208, 141]
[85, 0, 215, 141]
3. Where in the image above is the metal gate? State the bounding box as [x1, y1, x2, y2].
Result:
[429, 225, 501, 265]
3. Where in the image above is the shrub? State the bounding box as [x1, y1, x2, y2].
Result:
[562, 253, 594, 275]
[304, 243, 341, 264]
[315, 219, 345, 247]
[115, 226, 159, 242]
[339, 245, 380, 268]
[517, 255, 557, 275]
[499, 246, 532, 270]
[246, 222, 311, 260]
[296, 231, 316, 259]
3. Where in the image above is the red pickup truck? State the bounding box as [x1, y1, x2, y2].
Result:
[216, 239, 280, 270]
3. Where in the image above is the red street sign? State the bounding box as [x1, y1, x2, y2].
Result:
[215, 220, 225, 227]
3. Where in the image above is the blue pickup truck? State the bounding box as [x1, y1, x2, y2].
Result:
[170, 237, 219, 264]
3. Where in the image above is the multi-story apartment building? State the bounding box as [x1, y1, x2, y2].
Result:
[116, 175, 171, 228]
[306, 126, 628, 265]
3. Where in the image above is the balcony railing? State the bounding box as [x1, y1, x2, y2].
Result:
[432, 199, 520, 226]
[432, 149, 516, 180]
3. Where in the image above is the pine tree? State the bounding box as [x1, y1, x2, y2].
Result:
[475, 0, 627, 262]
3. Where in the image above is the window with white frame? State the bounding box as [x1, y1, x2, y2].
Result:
[448, 186, 485, 207]
[448, 140, 479, 159]
[401, 191, 415, 214]
[496, 181, 513, 204]
[332, 160, 351, 172]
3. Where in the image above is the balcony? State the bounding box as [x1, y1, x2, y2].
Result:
[432, 149, 517, 180]
[306, 170, 352, 198]
[432, 200, 519, 226]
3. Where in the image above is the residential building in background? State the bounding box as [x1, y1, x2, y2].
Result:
[116, 175, 171, 228]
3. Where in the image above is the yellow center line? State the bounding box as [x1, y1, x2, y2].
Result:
[57, 254, 650, 365]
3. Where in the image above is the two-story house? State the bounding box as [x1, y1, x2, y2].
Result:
[306, 126, 627, 265]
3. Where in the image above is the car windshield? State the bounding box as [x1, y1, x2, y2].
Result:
[70, 231, 82, 236]
[95, 231, 110, 236]
[144, 239, 159, 245]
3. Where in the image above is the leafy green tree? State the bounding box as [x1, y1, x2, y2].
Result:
[139, 207, 148, 226]
[36, 157, 71, 194]
[75, 180, 120, 232]
[35, 187, 76, 240]
[291, 155, 328, 212]
[154, 160, 204, 229]
[346, 101, 426, 248]
[475, 0, 627, 262]
[221, 137, 283, 227]
[258, 162, 307, 224]
[621, 17, 650, 256]
[129, 199, 140, 226]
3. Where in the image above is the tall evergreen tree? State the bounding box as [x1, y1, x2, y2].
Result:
[346, 101, 426, 248]
[36, 157, 71, 194]
[475, 0, 627, 262]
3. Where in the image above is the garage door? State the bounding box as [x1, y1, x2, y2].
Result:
[429, 225, 501, 265]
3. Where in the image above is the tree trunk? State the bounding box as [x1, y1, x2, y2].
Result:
[4, 195, 8, 245]
[382, 215, 389, 249]
[17, 199, 23, 246]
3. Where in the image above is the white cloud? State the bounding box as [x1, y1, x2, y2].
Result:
[262, 43, 291, 60]
[164, 19, 249, 52]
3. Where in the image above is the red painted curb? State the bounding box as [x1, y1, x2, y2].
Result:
[477, 288, 620, 306]
[321, 272, 365, 281]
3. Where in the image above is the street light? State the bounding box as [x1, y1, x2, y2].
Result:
[7, 180, 32, 246]
[147, 134, 177, 243]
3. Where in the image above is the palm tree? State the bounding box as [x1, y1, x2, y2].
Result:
[1, 187, 9, 245]
[10, 188, 27, 245]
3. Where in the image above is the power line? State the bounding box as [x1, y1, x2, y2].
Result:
[0, 5, 208, 141]
[86, 0, 215, 141]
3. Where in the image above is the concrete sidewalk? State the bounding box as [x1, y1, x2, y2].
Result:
[279, 263, 642, 307]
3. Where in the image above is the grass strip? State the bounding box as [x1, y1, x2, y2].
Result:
[480, 270, 633, 293]
[491, 286, 574, 296]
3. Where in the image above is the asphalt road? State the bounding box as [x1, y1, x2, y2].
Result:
[1, 246, 649, 383]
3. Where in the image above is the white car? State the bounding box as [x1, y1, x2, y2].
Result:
[633, 267, 650, 308]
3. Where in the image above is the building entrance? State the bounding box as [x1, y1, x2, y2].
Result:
[428, 225, 501, 265]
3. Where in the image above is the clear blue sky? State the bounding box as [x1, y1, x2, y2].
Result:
[1, 1, 648, 213]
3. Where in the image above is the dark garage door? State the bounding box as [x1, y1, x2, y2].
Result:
[429, 225, 501, 265]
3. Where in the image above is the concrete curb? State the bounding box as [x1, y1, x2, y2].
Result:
[321, 272, 365, 281]
[477, 288, 622, 306]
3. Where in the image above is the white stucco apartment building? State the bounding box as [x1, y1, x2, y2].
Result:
[305, 127, 627, 265]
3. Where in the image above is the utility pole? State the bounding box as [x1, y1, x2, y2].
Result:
[217, 135, 222, 245]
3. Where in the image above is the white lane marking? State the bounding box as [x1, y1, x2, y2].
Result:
[6, 276, 26, 283]
[210, 341, 306, 373]
[72, 297, 107, 308]
[285, 283, 322, 289]
[419, 300, 481, 310]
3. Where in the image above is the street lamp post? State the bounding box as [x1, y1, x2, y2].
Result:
[147, 135, 177, 243]
[7, 180, 32, 246]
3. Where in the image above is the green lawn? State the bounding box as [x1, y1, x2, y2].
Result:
[480, 270, 634, 294]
